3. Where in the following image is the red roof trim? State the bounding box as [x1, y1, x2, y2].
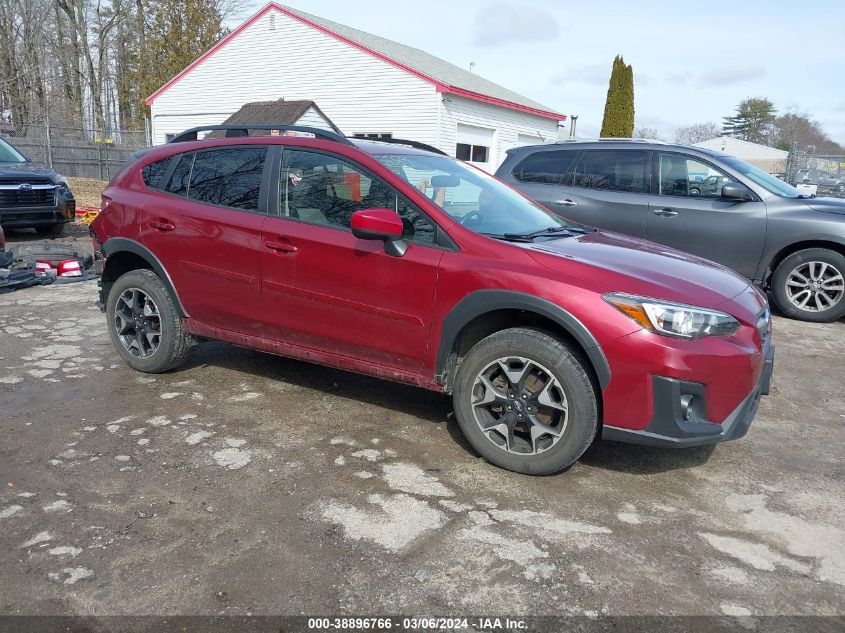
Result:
[436, 86, 565, 121]
[146, 2, 565, 122]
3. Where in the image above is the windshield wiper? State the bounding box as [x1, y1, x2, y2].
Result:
[502, 226, 583, 241]
[481, 232, 534, 243]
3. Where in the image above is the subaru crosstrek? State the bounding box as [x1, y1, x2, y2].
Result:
[90, 125, 774, 475]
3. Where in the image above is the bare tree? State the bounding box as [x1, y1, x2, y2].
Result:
[634, 126, 663, 141]
[675, 122, 721, 145]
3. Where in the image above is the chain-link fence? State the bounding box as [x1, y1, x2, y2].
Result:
[2, 122, 150, 180]
[786, 150, 845, 198]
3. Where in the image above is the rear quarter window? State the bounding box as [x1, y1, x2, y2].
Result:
[142, 157, 172, 189]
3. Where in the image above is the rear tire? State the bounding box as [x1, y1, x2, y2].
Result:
[106, 269, 193, 372]
[771, 248, 845, 322]
[36, 223, 65, 237]
[452, 328, 598, 475]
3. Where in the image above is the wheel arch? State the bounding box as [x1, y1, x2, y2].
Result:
[101, 238, 188, 317]
[763, 239, 845, 285]
[435, 290, 610, 394]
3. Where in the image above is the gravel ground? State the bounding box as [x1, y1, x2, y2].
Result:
[1, 229, 843, 620]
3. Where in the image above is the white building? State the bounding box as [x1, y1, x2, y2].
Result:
[693, 136, 789, 174]
[146, 2, 565, 171]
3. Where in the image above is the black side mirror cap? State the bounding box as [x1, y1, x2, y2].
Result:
[721, 182, 753, 201]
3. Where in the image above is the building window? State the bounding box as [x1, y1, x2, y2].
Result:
[456, 143, 489, 163]
[353, 133, 394, 139]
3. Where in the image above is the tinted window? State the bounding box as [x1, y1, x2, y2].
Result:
[281, 150, 436, 245]
[573, 150, 649, 193]
[187, 147, 266, 210]
[142, 157, 172, 189]
[512, 150, 576, 184]
[659, 153, 734, 198]
[165, 154, 193, 196]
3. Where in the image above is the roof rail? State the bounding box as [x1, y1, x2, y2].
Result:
[357, 137, 448, 156]
[168, 124, 354, 146]
[555, 137, 666, 144]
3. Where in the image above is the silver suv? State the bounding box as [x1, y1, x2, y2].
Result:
[496, 139, 845, 322]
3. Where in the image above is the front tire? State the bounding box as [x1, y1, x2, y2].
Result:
[106, 269, 193, 372]
[771, 248, 845, 322]
[452, 328, 598, 475]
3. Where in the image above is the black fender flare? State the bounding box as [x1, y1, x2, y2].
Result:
[101, 237, 189, 317]
[435, 289, 610, 390]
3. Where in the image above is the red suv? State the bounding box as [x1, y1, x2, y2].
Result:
[91, 125, 774, 475]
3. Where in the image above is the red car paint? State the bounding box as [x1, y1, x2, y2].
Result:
[91, 135, 770, 434]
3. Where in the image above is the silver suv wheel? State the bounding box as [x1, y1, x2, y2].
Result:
[785, 261, 844, 312]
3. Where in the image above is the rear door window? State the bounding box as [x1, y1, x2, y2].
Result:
[187, 147, 267, 211]
[573, 150, 649, 193]
[512, 150, 577, 185]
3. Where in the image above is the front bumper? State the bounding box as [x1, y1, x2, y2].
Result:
[0, 205, 74, 228]
[603, 343, 774, 448]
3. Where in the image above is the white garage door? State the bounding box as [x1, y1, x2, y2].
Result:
[517, 133, 543, 147]
[456, 123, 495, 172]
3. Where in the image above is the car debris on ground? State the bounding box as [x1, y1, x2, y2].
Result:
[0, 232, 95, 294]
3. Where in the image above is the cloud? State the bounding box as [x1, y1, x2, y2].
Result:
[834, 102, 845, 113]
[700, 64, 766, 85]
[473, 2, 560, 46]
[665, 72, 688, 85]
[551, 62, 611, 86]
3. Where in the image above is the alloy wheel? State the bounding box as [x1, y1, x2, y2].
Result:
[114, 288, 162, 358]
[785, 261, 845, 312]
[471, 356, 568, 455]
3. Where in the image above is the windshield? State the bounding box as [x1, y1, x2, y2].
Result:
[374, 154, 578, 238]
[0, 138, 27, 163]
[721, 155, 803, 198]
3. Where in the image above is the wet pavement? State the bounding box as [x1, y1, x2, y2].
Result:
[1, 237, 844, 618]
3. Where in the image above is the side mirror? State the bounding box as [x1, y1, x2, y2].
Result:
[351, 208, 407, 257]
[721, 182, 753, 201]
[430, 174, 460, 188]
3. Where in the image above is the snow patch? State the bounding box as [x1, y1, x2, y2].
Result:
[382, 462, 454, 498]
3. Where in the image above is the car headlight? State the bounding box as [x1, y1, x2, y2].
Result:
[603, 293, 740, 339]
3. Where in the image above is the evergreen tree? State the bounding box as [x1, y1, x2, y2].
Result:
[134, 0, 230, 124]
[722, 98, 776, 145]
[600, 55, 634, 138]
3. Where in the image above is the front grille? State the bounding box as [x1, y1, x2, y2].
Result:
[0, 177, 53, 186]
[0, 186, 57, 208]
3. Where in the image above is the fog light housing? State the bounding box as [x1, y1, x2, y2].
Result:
[680, 394, 695, 421]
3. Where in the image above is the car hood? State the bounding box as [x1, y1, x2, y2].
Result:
[0, 162, 61, 182]
[804, 197, 845, 216]
[524, 229, 751, 309]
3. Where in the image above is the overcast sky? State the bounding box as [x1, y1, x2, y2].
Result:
[239, 0, 845, 144]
